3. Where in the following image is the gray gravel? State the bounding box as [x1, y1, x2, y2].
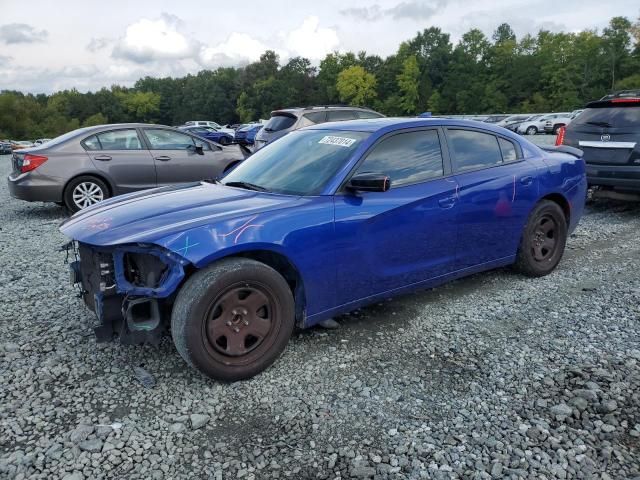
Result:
[1, 149, 639, 480]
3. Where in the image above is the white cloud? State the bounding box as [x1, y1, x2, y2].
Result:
[285, 16, 340, 59]
[198, 32, 270, 67]
[112, 13, 198, 63]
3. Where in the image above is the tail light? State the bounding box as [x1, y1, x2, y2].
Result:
[555, 126, 566, 146]
[21, 154, 48, 173]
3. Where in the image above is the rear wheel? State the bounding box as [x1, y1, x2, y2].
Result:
[514, 200, 567, 277]
[171, 258, 295, 381]
[219, 136, 231, 145]
[526, 126, 537, 135]
[552, 124, 565, 135]
[64, 176, 110, 213]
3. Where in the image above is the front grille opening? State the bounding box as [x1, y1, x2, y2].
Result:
[123, 253, 168, 288]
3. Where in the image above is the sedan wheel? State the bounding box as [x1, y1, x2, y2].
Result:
[64, 176, 110, 213]
[171, 258, 295, 381]
[526, 126, 537, 135]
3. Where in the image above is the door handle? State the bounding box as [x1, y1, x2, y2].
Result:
[155, 156, 171, 161]
[520, 176, 533, 186]
[93, 155, 111, 161]
[438, 195, 457, 209]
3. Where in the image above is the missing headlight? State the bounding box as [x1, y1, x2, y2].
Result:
[123, 252, 169, 288]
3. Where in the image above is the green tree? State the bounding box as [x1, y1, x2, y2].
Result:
[396, 56, 420, 114]
[116, 91, 161, 122]
[336, 66, 377, 106]
[83, 112, 108, 126]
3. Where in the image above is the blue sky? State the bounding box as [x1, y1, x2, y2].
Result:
[0, 0, 637, 93]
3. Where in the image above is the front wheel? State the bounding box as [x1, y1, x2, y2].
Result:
[526, 126, 537, 135]
[514, 200, 567, 277]
[171, 258, 295, 381]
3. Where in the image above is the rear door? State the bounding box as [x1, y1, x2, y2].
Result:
[82, 128, 156, 194]
[446, 128, 539, 269]
[564, 103, 640, 172]
[141, 127, 226, 185]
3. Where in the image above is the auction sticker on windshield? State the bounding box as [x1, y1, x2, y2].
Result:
[318, 136, 357, 147]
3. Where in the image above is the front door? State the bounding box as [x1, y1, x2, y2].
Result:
[334, 129, 459, 306]
[142, 128, 222, 185]
[444, 128, 539, 269]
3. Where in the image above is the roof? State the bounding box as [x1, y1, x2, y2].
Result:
[304, 116, 514, 135]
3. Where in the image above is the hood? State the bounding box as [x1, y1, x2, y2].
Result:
[59, 182, 301, 246]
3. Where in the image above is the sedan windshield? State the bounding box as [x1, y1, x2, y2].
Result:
[222, 129, 370, 195]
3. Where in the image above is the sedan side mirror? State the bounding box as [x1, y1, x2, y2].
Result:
[347, 172, 391, 192]
[191, 143, 204, 155]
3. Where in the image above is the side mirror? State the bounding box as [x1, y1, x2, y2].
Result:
[347, 172, 391, 193]
[192, 143, 204, 155]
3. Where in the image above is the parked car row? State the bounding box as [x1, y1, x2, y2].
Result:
[0, 138, 53, 153]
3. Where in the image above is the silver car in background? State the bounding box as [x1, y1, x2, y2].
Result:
[8, 123, 247, 212]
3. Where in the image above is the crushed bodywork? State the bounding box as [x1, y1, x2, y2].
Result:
[67, 241, 188, 344]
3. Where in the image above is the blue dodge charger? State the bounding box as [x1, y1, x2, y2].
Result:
[60, 118, 587, 381]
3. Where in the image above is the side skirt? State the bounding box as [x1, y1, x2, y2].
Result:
[303, 255, 515, 328]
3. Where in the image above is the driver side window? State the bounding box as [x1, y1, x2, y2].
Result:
[144, 129, 196, 150]
[354, 130, 444, 188]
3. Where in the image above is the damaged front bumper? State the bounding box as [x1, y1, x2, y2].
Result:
[66, 241, 189, 344]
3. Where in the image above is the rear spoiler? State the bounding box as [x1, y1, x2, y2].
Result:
[540, 145, 583, 158]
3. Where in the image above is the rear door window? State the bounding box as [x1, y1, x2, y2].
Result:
[572, 107, 640, 128]
[327, 110, 358, 122]
[447, 129, 503, 172]
[303, 111, 327, 124]
[86, 129, 144, 150]
[265, 114, 297, 132]
[356, 110, 384, 119]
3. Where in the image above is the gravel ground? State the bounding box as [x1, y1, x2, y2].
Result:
[1, 141, 639, 480]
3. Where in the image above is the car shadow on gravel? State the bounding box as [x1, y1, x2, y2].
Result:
[9, 204, 68, 221]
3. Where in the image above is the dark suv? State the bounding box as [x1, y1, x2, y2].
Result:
[560, 92, 640, 197]
[253, 106, 384, 150]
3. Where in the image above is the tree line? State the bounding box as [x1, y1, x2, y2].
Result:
[1, 16, 639, 140]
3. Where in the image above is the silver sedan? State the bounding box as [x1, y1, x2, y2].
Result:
[8, 123, 247, 212]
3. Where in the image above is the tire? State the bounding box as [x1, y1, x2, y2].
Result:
[526, 126, 537, 135]
[514, 200, 568, 277]
[171, 258, 295, 381]
[219, 136, 230, 145]
[63, 175, 110, 213]
[552, 124, 564, 135]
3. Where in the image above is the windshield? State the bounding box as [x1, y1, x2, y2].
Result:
[222, 129, 370, 195]
[264, 114, 297, 132]
[572, 107, 640, 128]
